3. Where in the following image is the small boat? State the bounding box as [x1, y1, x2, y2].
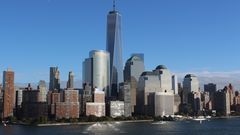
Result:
[193, 116, 207, 121]
[193, 116, 207, 124]
[206, 116, 212, 119]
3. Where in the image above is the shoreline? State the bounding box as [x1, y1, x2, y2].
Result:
[9, 119, 154, 127]
[7, 116, 240, 127]
[36, 120, 154, 127]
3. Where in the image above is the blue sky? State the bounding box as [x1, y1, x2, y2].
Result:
[0, 0, 240, 83]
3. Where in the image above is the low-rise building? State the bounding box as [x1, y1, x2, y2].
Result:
[108, 101, 124, 118]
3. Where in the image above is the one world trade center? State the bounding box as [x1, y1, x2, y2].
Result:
[106, 1, 123, 98]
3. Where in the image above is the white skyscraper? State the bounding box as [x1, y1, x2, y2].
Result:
[172, 75, 178, 95]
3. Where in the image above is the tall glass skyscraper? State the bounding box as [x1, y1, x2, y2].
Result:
[106, 6, 123, 97]
[49, 67, 60, 91]
[82, 50, 110, 96]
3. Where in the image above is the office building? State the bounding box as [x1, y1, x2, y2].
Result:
[172, 75, 178, 95]
[124, 55, 144, 113]
[124, 55, 145, 82]
[136, 65, 175, 116]
[49, 67, 60, 91]
[131, 53, 144, 62]
[188, 91, 202, 115]
[83, 50, 110, 96]
[204, 83, 217, 98]
[106, 4, 124, 97]
[182, 74, 199, 103]
[67, 71, 74, 89]
[174, 94, 181, 114]
[154, 92, 174, 116]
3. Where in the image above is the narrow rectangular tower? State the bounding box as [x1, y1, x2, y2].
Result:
[106, 2, 123, 98]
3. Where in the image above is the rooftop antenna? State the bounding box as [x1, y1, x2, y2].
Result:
[113, 0, 116, 11]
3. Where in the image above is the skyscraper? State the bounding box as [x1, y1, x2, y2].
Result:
[172, 75, 178, 95]
[49, 67, 60, 91]
[182, 74, 200, 109]
[38, 80, 47, 102]
[124, 55, 145, 82]
[183, 74, 199, 93]
[136, 65, 175, 116]
[123, 55, 144, 113]
[67, 71, 74, 89]
[106, 2, 123, 97]
[83, 50, 110, 96]
[204, 83, 217, 98]
[2, 69, 15, 118]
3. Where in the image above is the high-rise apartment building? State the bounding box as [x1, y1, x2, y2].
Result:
[2, 69, 15, 118]
[38, 80, 47, 102]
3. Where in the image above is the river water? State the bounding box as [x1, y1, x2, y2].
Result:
[1, 118, 240, 135]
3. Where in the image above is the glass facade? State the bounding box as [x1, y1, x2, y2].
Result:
[106, 10, 123, 97]
[83, 50, 110, 96]
[49, 67, 60, 90]
[124, 55, 145, 82]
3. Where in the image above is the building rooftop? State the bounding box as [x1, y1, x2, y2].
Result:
[185, 74, 197, 78]
[127, 56, 142, 62]
[141, 71, 158, 76]
[155, 65, 167, 70]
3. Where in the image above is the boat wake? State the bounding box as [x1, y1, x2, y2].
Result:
[83, 122, 122, 134]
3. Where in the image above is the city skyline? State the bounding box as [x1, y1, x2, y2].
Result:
[0, 0, 240, 86]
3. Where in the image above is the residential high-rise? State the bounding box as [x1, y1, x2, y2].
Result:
[67, 71, 74, 89]
[83, 50, 110, 96]
[86, 88, 106, 117]
[55, 90, 79, 119]
[49, 67, 60, 91]
[21, 89, 48, 119]
[106, 2, 123, 97]
[38, 80, 47, 102]
[2, 69, 15, 118]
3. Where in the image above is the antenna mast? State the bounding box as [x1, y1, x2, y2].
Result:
[113, 0, 116, 11]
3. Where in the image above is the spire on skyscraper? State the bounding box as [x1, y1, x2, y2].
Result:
[113, 0, 116, 11]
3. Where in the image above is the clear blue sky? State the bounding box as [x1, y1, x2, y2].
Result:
[0, 0, 239, 83]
